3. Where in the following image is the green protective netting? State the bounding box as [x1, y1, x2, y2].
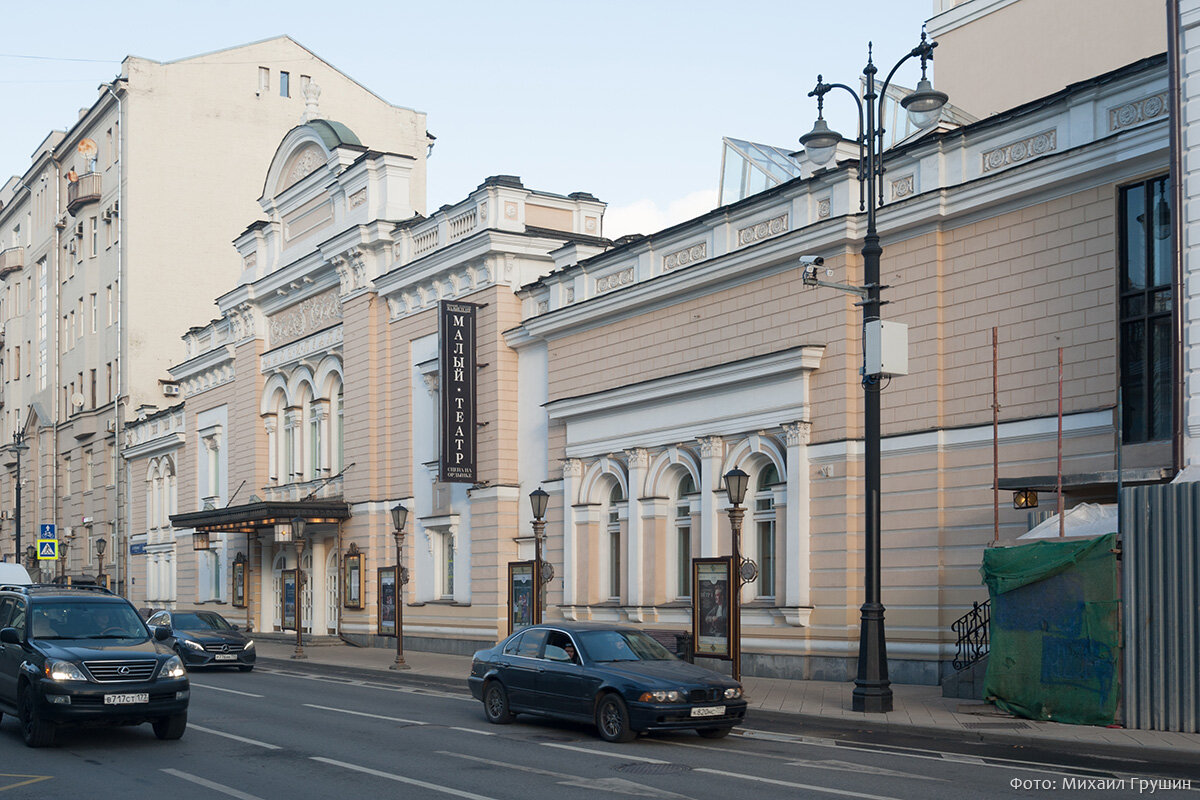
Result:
[980, 533, 1119, 725]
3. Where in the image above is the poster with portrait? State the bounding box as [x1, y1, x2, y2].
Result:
[508, 561, 535, 634]
[344, 548, 365, 609]
[378, 567, 397, 636]
[692, 557, 733, 659]
[232, 560, 246, 608]
[281, 569, 298, 631]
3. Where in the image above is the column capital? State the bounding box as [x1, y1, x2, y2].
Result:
[625, 448, 650, 470]
[561, 458, 584, 478]
[783, 421, 812, 446]
[698, 435, 724, 458]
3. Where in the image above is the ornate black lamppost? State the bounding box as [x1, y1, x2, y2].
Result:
[799, 29, 948, 713]
[722, 467, 749, 683]
[529, 488, 550, 625]
[389, 504, 410, 671]
[95, 536, 107, 588]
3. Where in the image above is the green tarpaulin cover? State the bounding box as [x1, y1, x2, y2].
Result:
[980, 532, 1119, 725]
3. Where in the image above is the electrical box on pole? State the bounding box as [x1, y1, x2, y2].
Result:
[865, 320, 908, 377]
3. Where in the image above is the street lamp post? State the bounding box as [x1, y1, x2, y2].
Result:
[290, 517, 307, 660]
[723, 468, 749, 683]
[389, 504, 410, 671]
[95, 537, 107, 589]
[25, 544, 37, 582]
[529, 488, 549, 625]
[8, 432, 29, 566]
[799, 29, 947, 714]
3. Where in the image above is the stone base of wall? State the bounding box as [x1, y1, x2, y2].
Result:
[698, 652, 944, 687]
[343, 633, 494, 657]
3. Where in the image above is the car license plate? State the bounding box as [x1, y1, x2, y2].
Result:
[690, 705, 725, 718]
[104, 693, 149, 705]
[214, 654, 237, 661]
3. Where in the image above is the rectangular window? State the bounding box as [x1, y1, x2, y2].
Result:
[84, 450, 94, 492]
[90, 369, 96, 408]
[107, 285, 113, 326]
[63, 456, 71, 497]
[280, 71, 290, 97]
[105, 217, 112, 248]
[440, 532, 454, 598]
[677, 525, 691, 598]
[258, 66, 269, 93]
[90, 293, 97, 333]
[106, 362, 112, 403]
[89, 216, 98, 257]
[106, 128, 113, 167]
[608, 507, 621, 600]
[1119, 175, 1173, 443]
[12, 345, 19, 379]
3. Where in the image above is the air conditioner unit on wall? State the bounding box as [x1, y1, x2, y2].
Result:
[162, 384, 180, 397]
[106, 419, 116, 433]
[74, 222, 84, 238]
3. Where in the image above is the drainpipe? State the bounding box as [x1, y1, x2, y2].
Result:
[1168, 0, 1185, 474]
[103, 77, 126, 591]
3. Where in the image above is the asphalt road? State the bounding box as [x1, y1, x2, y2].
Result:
[0, 661, 1195, 799]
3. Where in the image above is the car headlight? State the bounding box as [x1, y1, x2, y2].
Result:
[243, 639, 255, 651]
[724, 686, 743, 700]
[44, 660, 88, 682]
[183, 639, 206, 651]
[638, 690, 685, 703]
[162, 655, 187, 679]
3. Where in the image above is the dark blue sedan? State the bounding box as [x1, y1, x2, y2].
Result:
[468, 623, 746, 742]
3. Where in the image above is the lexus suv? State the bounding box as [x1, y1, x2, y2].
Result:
[0, 584, 189, 747]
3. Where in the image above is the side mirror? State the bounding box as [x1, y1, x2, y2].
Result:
[0, 627, 21, 645]
[153, 625, 172, 641]
[231, 624, 241, 632]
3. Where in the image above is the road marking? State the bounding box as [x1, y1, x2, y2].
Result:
[257, 667, 473, 701]
[646, 739, 942, 781]
[539, 742, 669, 763]
[191, 683, 264, 698]
[450, 726, 497, 735]
[303, 703, 427, 725]
[695, 768, 904, 800]
[161, 769, 266, 800]
[440, 752, 692, 799]
[0, 774, 53, 792]
[189, 723, 281, 750]
[312, 757, 500, 800]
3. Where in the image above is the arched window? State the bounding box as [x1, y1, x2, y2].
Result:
[606, 483, 623, 601]
[675, 473, 696, 599]
[754, 462, 780, 599]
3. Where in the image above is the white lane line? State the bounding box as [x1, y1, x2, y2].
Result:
[694, 768, 904, 800]
[450, 726, 497, 736]
[539, 742, 669, 763]
[161, 769, 268, 800]
[312, 757, 500, 800]
[303, 703, 427, 725]
[188, 723, 281, 750]
[440, 752, 693, 799]
[190, 683, 264, 698]
[257, 667, 473, 701]
[646, 739, 943, 781]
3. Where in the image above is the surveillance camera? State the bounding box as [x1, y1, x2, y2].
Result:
[799, 255, 825, 267]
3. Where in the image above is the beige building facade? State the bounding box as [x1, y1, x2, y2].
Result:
[120, 30, 1173, 684]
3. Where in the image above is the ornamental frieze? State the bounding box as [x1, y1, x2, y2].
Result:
[982, 129, 1056, 172]
[737, 213, 788, 247]
[1108, 92, 1167, 133]
[268, 288, 344, 348]
[596, 267, 635, 293]
[663, 242, 707, 271]
[262, 325, 344, 371]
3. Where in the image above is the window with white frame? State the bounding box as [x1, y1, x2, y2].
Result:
[437, 530, 455, 599]
[607, 483, 623, 601]
[84, 450, 94, 492]
[753, 462, 779, 599]
[675, 473, 695, 599]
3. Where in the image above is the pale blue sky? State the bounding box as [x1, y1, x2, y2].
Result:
[1, 0, 936, 237]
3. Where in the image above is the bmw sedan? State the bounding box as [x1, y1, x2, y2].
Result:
[468, 622, 746, 742]
[147, 611, 255, 672]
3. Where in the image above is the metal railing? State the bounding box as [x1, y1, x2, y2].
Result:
[951, 599, 990, 671]
[67, 172, 103, 215]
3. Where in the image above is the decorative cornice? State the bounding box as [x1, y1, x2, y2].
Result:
[262, 324, 343, 373]
[982, 129, 1057, 172]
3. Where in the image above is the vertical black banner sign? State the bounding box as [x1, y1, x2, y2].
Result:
[439, 300, 478, 482]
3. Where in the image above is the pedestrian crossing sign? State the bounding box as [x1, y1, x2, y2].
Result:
[37, 539, 58, 560]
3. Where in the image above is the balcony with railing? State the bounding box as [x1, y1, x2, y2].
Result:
[66, 172, 103, 216]
[0, 246, 24, 278]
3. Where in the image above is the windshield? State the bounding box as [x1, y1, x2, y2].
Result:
[577, 630, 676, 662]
[30, 601, 148, 641]
[172, 612, 235, 632]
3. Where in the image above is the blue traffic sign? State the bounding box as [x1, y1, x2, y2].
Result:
[37, 539, 59, 560]
[40, 523, 57, 539]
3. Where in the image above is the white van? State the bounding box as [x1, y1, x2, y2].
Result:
[0, 563, 33, 586]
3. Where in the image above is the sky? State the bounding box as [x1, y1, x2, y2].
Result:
[0, 0, 938, 239]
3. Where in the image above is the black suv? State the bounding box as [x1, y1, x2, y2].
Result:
[0, 584, 189, 747]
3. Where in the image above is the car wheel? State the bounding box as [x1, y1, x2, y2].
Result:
[18, 686, 56, 748]
[697, 727, 733, 739]
[482, 681, 515, 724]
[152, 712, 187, 740]
[238, 665, 254, 673]
[596, 694, 636, 743]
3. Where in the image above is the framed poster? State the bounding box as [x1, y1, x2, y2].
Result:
[508, 561, 535, 635]
[281, 569, 298, 631]
[232, 559, 246, 608]
[344, 546, 365, 609]
[378, 567, 397, 637]
[692, 557, 733, 659]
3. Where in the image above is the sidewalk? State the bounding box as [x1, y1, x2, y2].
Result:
[251, 637, 1200, 758]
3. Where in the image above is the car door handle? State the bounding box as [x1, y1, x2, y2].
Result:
[537, 667, 546, 673]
